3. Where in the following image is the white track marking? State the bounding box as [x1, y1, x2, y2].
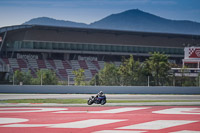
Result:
[0, 118, 28, 124]
[49, 119, 127, 128]
[153, 108, 200, 115]
[170, 130, 200, 133]
[0, 108, 67, 113]
[2, 124, 53, 127]
[117, 120, 197, 130]
[89, 107, 149, 113]
[94, 130, 146, 133]
[54, 111, 88, 113]
[1, 119, 127, 128]
[54, 107, 149, 114]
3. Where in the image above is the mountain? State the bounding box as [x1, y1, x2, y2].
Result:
[23, 17, 88, 28]
[90, 9, 200, 35]
[23, 9, 200, 35]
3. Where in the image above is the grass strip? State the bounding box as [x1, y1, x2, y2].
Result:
[0, 99, 87, 104]
[108, 100, 200, 103]
[0, 99, 200, 104]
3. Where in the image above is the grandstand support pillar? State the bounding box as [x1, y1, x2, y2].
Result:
[199, 74, 200, 87]
[13, 74, 14, 85]
[182, 60, 185, 68]
[95, 75, 96, 86]
[68, 75, 69, 86]
[42, 53, 48, 60]
[173, 74, 175, 86]
[0, 31, 7, 55]
[64, 53, 69, 60]
[41, 74, 43, 86]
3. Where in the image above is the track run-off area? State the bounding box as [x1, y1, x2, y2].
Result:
[1, 94, 200, 100]
[0, 106, 200, 133]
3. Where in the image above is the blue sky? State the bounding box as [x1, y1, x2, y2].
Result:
[0, 0, 200, 27]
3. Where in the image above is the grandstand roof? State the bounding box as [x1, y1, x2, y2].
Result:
[1, 25, 200, 48]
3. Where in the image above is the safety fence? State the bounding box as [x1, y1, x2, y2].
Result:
[0, 85, 199, 94]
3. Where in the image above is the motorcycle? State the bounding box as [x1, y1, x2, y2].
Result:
[87, 95, 106, 105]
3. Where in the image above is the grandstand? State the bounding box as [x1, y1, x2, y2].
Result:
[0, 25, 200, 84]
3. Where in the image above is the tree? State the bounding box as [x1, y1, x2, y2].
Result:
[22, 70, 32, 85]
[98, 63, 120, 86]
[31, 69, 58, 85]
[144, 52, 170, 86]
[175, 67, 196, 87]
[13, 70, 24, 85]
[13, 70, 33, 85]
[89, 74, 100, 86]
[197, 73, 200, 87]
[73, 69, 86, 85]
[118, 55, 143, 86]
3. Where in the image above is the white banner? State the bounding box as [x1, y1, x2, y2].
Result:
[17, 53, 38, 60]
[78, 56, 97, 61]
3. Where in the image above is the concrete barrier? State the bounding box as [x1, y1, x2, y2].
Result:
[0, 85, 200, 94]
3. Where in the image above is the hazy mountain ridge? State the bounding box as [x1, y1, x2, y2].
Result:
[23, 9, 200, 35]
[23, 17, 88, 28]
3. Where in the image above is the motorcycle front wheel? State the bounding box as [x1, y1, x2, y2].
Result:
[101, 99, 106, 105]
[87, 99, 93, 105]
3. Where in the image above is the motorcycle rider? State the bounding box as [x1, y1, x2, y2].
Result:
[87, 91, 106, 105]
[96, 91, 104, 102]
[96, 91, 104, 98]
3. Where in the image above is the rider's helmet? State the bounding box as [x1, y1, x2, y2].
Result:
[99, 91, 103, 95]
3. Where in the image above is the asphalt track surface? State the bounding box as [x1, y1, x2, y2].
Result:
[0, 106, 200, 133]
[0, 94, 200, 100]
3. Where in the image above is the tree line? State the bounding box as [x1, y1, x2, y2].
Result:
[74, 52, 199, 86]
[13, 69, 58, 85]
[13, 52, 200, 86]
[77, 52, 171, 86]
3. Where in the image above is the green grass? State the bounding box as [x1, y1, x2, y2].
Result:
[107, 100, 200, 103]
[0, 99, 200, 104]
[0, 99, 87, 104]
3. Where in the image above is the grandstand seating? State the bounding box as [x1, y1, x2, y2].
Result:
[57, 69, 68, 79]
[30, 69, 37, 78]
[114, 61, 121, 67]
[9, 58, 19, 68]
[62, 60, 72, 69]
[98, 61, 105, 69]
[44, 60, 53, 69]
[78, 60, 88, 69]
[91, 60, 100, 70]
[0, 62, 2, 71]
[37, 59, 46, 69]
[47, 60, 56, 69]
[0, 57, 106, 82]
[21, 68, 29, 73]
[17, 59, 27, 68]
[66, 69, 75, 78]
[0, 59, 9, 72]
[1, 58, 20, 73]
[27, 59, 38, 69]
[54, 60, 64, 69]
[86, 60, 97, 70]
[90, 69, 98, 76]
[84, 69, 92, 80]
[71, 60, 81, 70]
[13, 68, 20, 72]
[2, 58, 9, 65]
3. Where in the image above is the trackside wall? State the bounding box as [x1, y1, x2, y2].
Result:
[0, 86, 199, 94]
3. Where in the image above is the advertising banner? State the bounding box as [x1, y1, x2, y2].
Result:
[184, 47, 200, 59]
